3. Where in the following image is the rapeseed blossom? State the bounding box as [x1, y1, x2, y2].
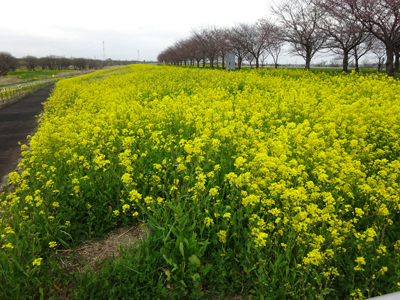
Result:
[204, 217, 214, 227]
[217, 230, 227, 243]
[1, 65, 400, 298]
[32, 258, 42, 266]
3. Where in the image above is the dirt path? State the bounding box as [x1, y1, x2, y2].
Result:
[0, 83, 55, 183]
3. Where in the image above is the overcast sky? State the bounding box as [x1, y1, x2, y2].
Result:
[1, 0, 279, 62]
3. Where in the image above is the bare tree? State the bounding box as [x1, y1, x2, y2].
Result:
[330, 57, 341, 67]
[174, 40, 189, 65]
[261, 20, 284, 68]
[227, 27, 249, 70]
[72, 58, 87, 70]
[351, 34, 374, 72]
[245, 52, 255, 68]
[158, 46, 180, 65]
[60, 57, 71, 69]
[260, 51, 269, 67]
[318, 12, 369, 72]
[38, 57, 48, 70]
[23, 55, 39, 71]
[395, 33, 400, 72]
[0, 52, 17, 76]
[271, 0, 328, 69]
[232, 22, 269, 69]
[213, 28, 230, 69]
[187, 36, 206, 67]
[44, 55, 60, 70]
[192, 27, 219, 68]
[87, 59, 99, 69]
[319, 0, 400, 76]
[371, 40, 387, 72]
[316, 60, 328, 67]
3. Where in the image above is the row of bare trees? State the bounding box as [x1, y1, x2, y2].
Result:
[0, 52, 18, 76]
[0, 53, 105, 75]
[22, 55, 105, 71]
[318, 0, 400, 76]
[157, 21, 284, 71]
[0, 52, 139, 76]
[158, 0, 400, 76]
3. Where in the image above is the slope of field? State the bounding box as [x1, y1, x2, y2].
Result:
[1, 65, 400, 299]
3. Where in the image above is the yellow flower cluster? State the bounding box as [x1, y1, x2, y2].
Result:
[32, 258, 42, 266]
[217, 230, 227, 243]
[1, 65, 400, 296]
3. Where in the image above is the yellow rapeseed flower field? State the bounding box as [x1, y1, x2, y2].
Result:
[1, 65, 400, 299]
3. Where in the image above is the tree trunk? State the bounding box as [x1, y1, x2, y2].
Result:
[255, 57, 259, 69]
[274, 63, 278, 69]
[305, 55, 311, 70]
[355, 57, 359, 72]
[385, 47, 394, 76]
[209, 56, 214, 68]
[203, 58, 206, 68]
[342, 51, 349, 73]
[197, 59, 200, 68]
[238, 57, 242, 70]
[222, 54, 225, 69]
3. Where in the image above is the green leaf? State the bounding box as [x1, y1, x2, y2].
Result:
[198, 239, 210, 257]
[12, 258, 26, 276]
[126, 267, 143, 274]
[171, 226, 180, 239]
[188, 220, 197, 231]
[161, 268, 171, 281]
[180, 280, 187, 288]
[191, 273, 201, 282]
[189, 254, 201, 268]
[163, 254, 178, 269]
[179, 242, 185, 258]
[175, 236, 183, 248]
[200, 263, 212, 275]
[60, 230, 74, 242]
[163, 220, 178, 243]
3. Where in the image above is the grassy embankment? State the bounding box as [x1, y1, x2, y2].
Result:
[0, 69, 92, 87]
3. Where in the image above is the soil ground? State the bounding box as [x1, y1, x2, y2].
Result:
[0, 83, 55, 184]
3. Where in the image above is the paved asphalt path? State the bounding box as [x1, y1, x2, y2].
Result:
[0, 83, 54, 181]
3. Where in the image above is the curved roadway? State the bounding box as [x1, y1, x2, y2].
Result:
[0, 83, 55, 182]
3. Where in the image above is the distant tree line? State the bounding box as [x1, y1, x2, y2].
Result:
[0, 53, 138, 76]
[158, 0, 400, 76]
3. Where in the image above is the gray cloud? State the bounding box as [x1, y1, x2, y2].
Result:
[1, 26, 190, 61]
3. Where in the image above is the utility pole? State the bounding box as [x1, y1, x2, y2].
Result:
[103, 41, 106, 67]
